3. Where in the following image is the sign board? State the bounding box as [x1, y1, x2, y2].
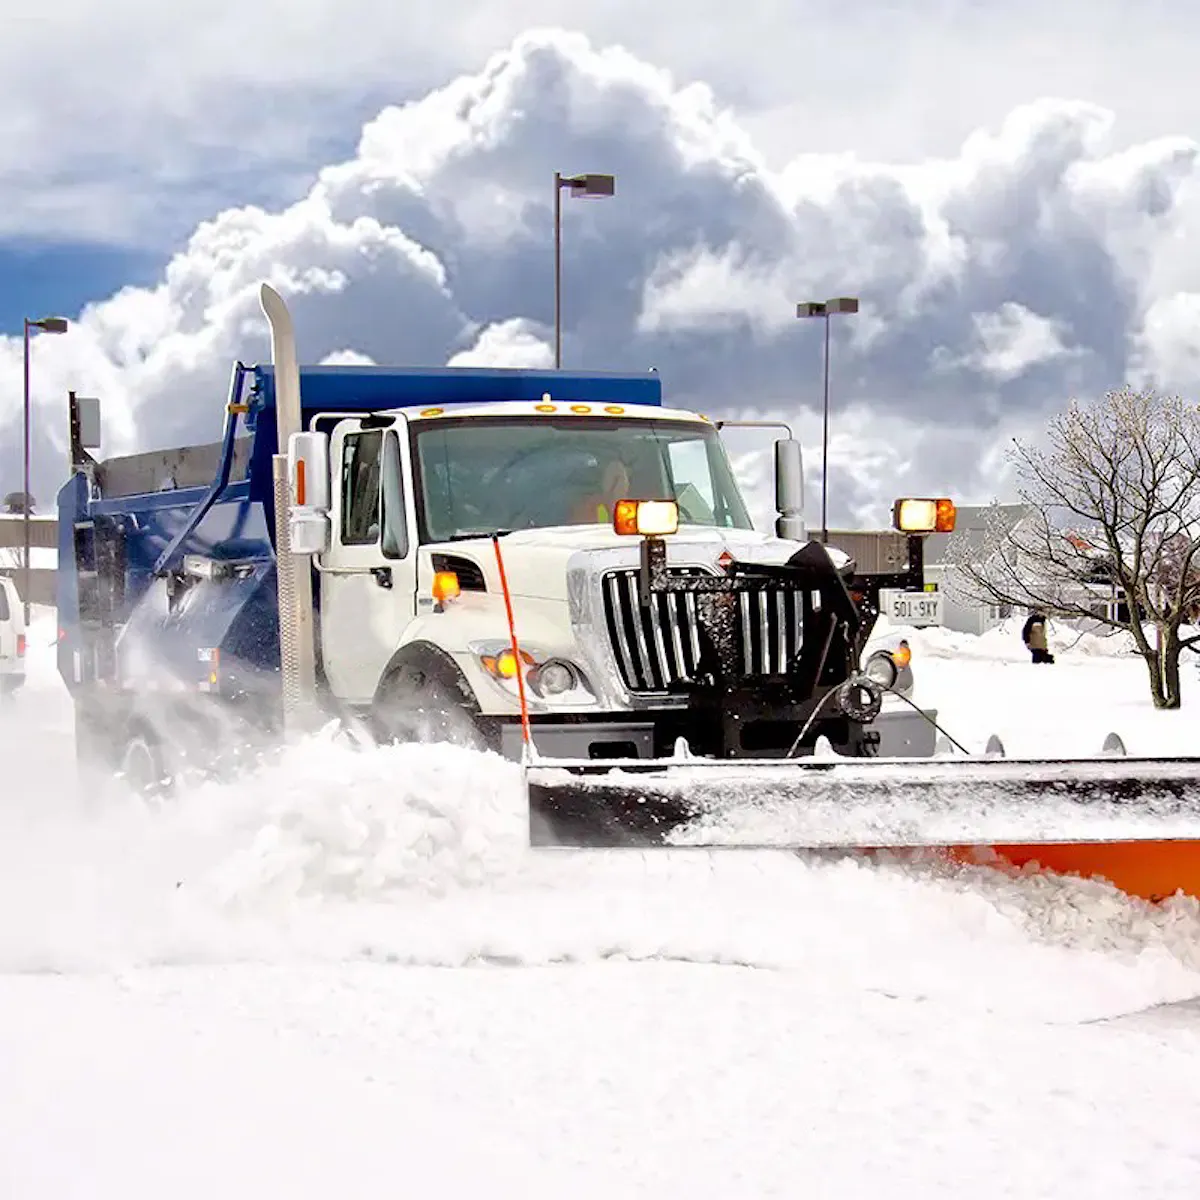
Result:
[880, 587, 944, 627]
[76, 397, 102, 449]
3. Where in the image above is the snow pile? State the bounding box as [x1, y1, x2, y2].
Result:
[9, 606, 1200, 1200]
[204, 733, 529, 906]
[2, 718, 1200, 1025]
[883, 618, 1135, 662]
[0, 726, 530, 972]
[3, 601, 1200, 1020]
[879, 615, 1200, 664]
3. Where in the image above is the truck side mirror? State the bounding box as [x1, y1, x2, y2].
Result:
[774, 437, 806, 542]
[287, 430, 331, 555]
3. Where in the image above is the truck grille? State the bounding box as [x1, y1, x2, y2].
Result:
[601, 567, 805, 692]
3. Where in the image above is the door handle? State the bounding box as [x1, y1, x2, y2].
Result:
[371, 567, 393, 589]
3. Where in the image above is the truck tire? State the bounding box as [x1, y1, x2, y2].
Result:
[119, 731, 171, 799]
[374, 660, 496, 753]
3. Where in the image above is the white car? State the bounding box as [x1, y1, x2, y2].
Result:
[0, 576, 26, 696]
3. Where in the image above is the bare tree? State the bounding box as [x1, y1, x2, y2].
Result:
[948, 387, 1200, 709]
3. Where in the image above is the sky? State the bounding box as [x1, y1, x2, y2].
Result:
[3, 1, 1200, 527]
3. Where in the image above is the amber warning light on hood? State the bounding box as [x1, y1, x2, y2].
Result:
[613, 499, 679, 537]
[892, 498, 956, 534]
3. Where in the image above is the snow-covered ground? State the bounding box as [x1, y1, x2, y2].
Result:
[4, 609, 1200, 1198]
[878, 612, 1200, 758]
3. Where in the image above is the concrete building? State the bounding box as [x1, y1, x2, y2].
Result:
[922, 503, 1127, 635]
[920, 504, 1033, 635]
[0, 513, 57, 606]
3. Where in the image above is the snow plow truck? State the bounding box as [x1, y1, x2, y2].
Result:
[55, 284, 1200, 902]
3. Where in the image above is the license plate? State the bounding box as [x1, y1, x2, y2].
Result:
[882, 589, 943, 626]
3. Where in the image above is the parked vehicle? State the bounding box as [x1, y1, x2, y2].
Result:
[0, 575, 26, 697]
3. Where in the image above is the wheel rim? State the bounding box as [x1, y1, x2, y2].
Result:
[121, 738, 166, 797]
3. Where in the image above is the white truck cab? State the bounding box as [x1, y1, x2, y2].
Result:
[288, 397, 942, 761]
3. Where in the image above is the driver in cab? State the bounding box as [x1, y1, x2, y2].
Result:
[569, 457, 632, 524]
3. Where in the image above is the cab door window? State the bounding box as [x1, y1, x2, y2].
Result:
[341, 428, 408, 558]
[341, 431, 382, 545]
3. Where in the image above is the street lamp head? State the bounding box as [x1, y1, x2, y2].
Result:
[30, 316, 69, 334]
[796, 297, 859, 319]
[560, 172, 615, 198]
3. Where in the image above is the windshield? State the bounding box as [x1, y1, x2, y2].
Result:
[412, 415, 754, 542]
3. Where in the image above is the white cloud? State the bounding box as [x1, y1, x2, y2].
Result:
[9, 1, 1200, 245]
[321, 349, 377, 366]
[939, 303, 1077, 383]
[447, 320, 553, 369]
[5, 28, 1200, 530]
[638, 246, 793, 336]
[1129, 292, 1200, 389]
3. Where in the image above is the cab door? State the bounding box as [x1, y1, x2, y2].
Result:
[318, 417, 417, 704]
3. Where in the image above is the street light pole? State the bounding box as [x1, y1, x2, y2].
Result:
[554, 172, 563, 369]
[21, 315, 69, 622]
[553, 171, 616, 368]
[796, 297, 859, 543]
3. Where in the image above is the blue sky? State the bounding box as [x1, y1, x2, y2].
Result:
[2, 4, 1199, 525]
[0, 243, 161, 337]
[0, 86, 385, 335]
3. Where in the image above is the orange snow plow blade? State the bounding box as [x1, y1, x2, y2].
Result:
[526, 754, 1200, 902]
[942, 840, 1200, 903]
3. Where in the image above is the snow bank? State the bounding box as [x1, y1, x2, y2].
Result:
[8, 606, 1200, 1200]
[2, 605, 1199, 1023]
[876, 614, 1200, 665]
[1, 720, 1199, 1025]
[875, 617, 1138, 662]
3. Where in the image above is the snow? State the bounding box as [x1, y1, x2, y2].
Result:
[4, 608, 1200, 1198]
[0, 545, 55, 570]
[874, 614, 1200, 758]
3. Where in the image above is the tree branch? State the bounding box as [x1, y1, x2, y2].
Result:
[943, 387, 1200, 679]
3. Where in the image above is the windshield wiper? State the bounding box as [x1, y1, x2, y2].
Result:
[441, 529, 514, 542]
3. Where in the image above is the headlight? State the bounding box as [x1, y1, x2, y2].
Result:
[864, 650, 898, 689]
[468, 640, 594, 701]
[528, 659, 577, 697]
[477, 646, 536, 680]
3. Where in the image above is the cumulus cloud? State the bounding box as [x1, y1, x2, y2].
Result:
[4, 28, 1200, 529]
[448, 320, 554, 369]
[8, 0, 1200, 246]
[321, 349, 378, 366]
[935, 302, 1078, 382]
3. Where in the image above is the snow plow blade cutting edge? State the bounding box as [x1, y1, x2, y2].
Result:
[525, 754, 1200, 902]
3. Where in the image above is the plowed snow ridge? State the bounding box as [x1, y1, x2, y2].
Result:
[3, 611, 1200, 1026]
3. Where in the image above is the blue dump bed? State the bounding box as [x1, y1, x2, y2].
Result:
[55, 362, 663, 697]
